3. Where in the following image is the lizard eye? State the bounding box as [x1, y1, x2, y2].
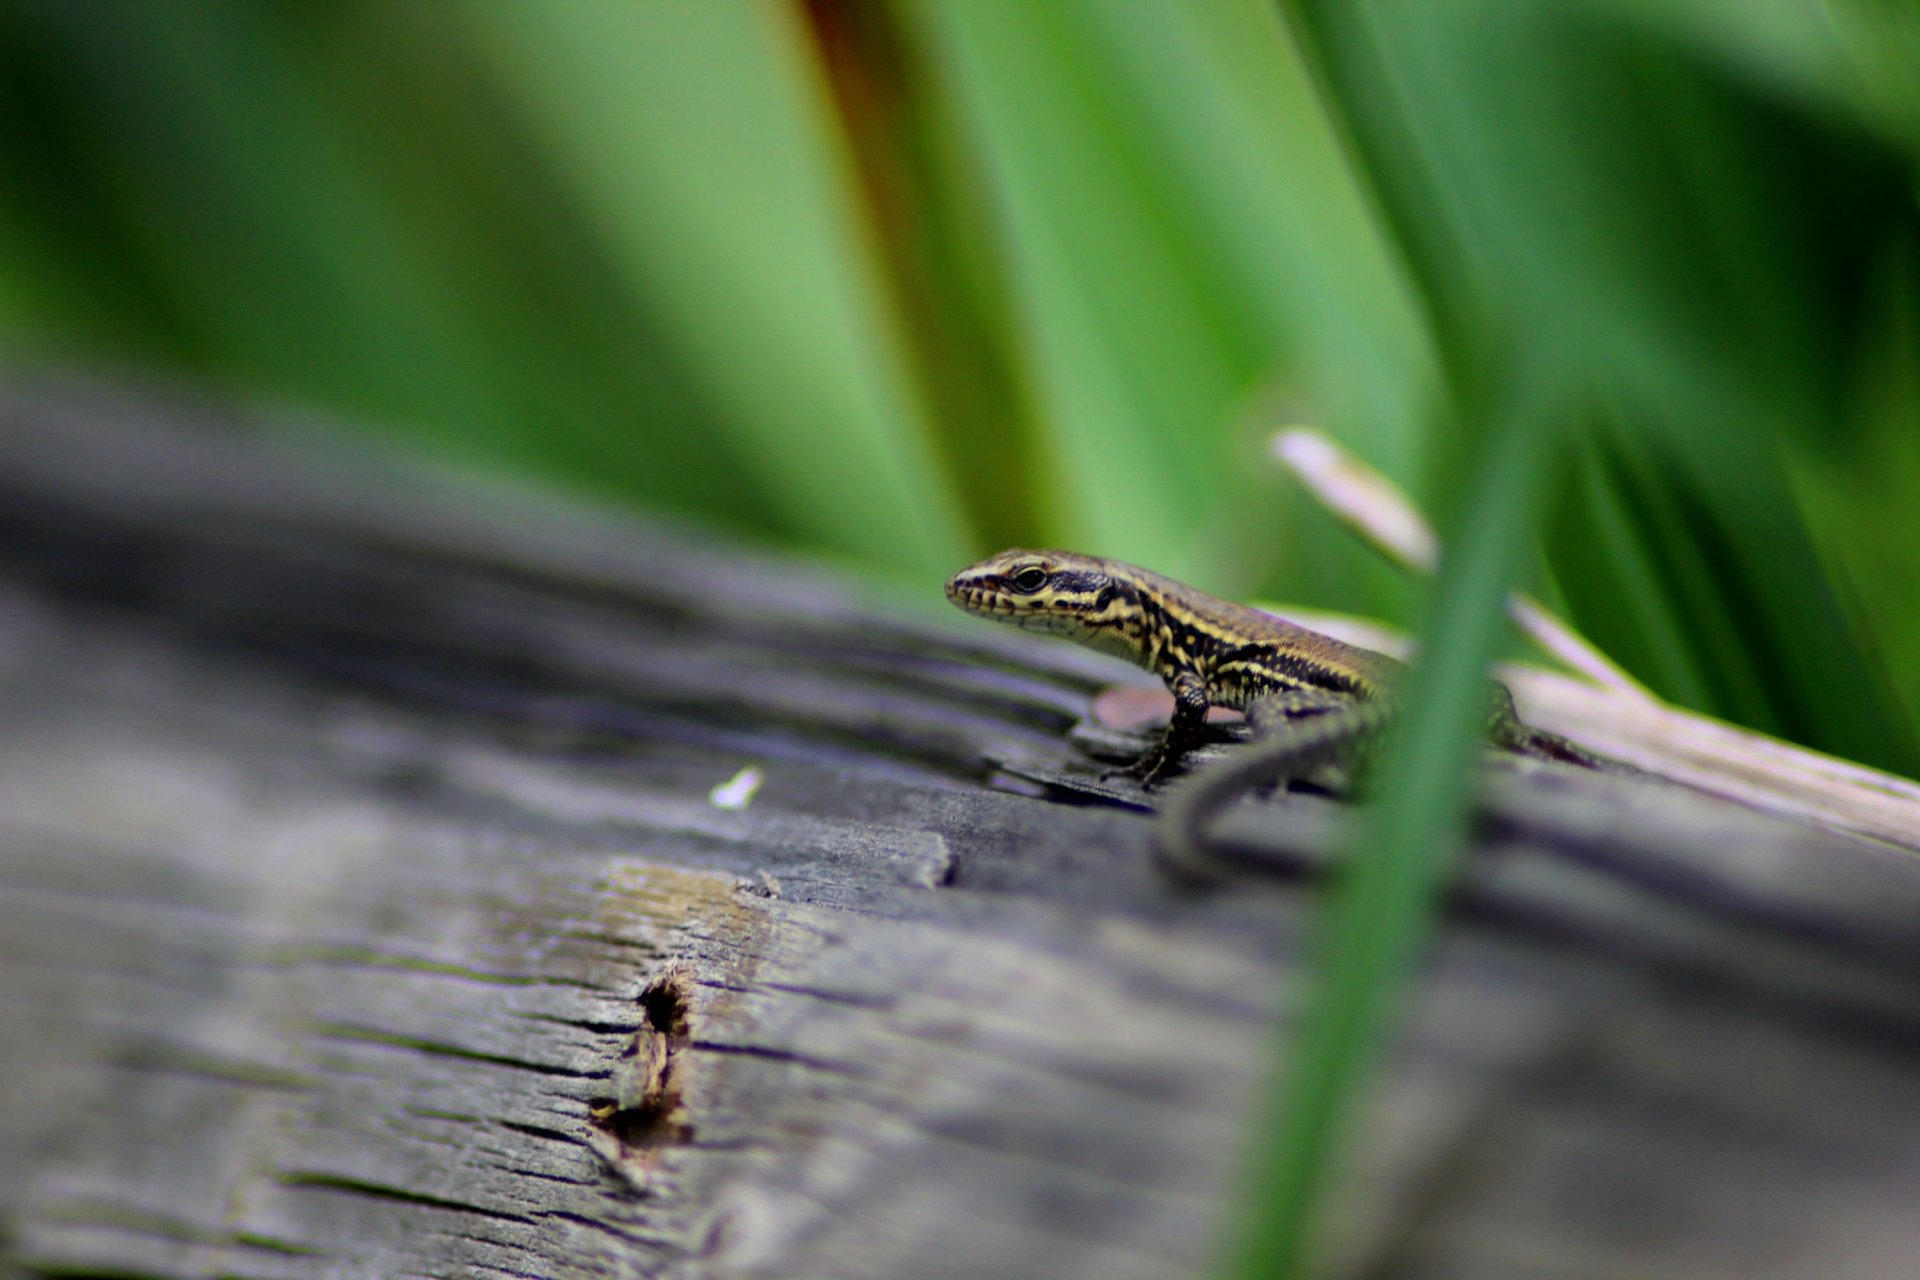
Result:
[1010, 567, 1049, 593]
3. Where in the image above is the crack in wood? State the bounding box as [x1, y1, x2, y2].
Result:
[276, 1174, 538, 1227]
[529, 1208, 678, 1250]
[310, 1022, 604, 1080]
[685, 1039, 865, 1075]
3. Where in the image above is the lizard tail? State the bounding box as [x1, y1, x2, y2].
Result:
[1155, 700, 1392, 881]
[1508, 725, 1608, 770]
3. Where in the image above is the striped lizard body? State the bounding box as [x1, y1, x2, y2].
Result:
[945, 549, 1601, 869]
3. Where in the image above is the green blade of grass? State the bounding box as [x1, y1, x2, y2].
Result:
[1228, 355, 1570, 1280]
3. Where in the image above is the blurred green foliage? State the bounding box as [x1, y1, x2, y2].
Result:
[4, 3, 1918, 1273]
[1, 0, 1914, 775]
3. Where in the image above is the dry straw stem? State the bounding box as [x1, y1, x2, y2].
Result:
[1268, 426, 1920, 856]
[1271, 426, 1655, 700]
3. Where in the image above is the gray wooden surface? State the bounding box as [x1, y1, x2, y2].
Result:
[2, 378, 1919, 1280]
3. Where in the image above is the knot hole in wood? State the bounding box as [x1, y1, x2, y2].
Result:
[589, 966, 697, 1186]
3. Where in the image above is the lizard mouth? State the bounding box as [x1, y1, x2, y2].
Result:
[945, 580, 1054, 624]
[944, 579, 1004, 613]
[949, 589, 1018, 617]
[945, 583, 1081, 636]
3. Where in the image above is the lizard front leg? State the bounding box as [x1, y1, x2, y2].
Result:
[1118, 670, 1212, 789]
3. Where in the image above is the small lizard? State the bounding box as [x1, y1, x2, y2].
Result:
[946, 549, 1602, 869]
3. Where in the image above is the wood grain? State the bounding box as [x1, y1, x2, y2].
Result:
[2, 378, 1918, 1279]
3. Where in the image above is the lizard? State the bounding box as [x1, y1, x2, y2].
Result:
[944, 548, 1603, 872]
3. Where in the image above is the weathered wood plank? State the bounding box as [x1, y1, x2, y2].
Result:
[2, 377, 1919, 1279]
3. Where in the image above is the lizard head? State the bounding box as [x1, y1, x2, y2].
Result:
[944, 549, 1127, 639]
